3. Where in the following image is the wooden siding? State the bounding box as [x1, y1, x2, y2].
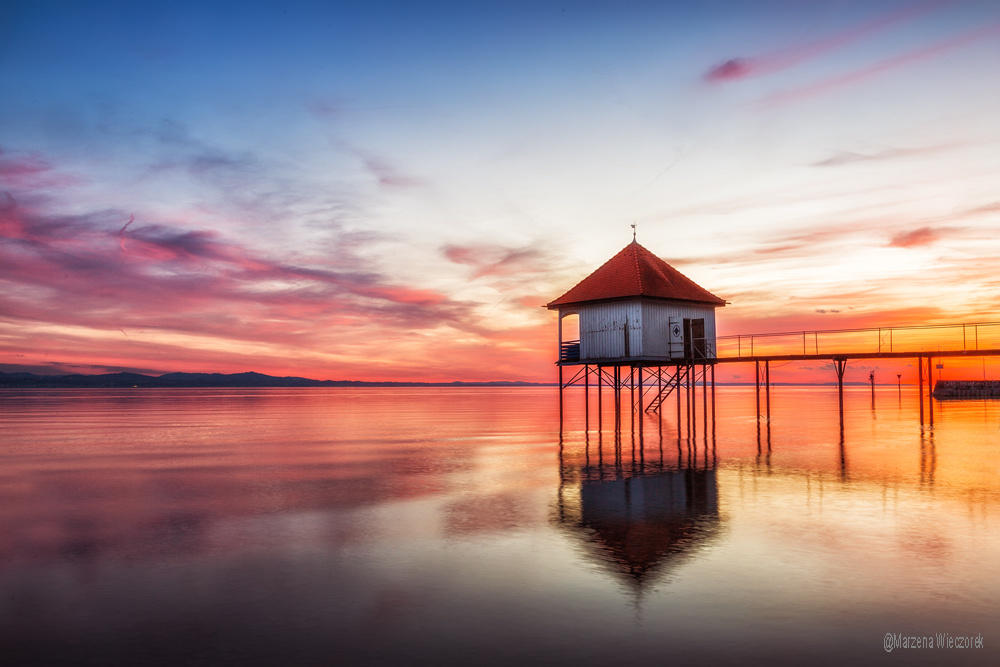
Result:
[578, 300, 643, 360]
[568, 298, 719, 361]
[642, 300, 717, 358]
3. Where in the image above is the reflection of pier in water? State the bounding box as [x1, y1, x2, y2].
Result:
[555, 404, 724, 590]
[555, 365, 948, 511]
[553, 413, 951, 594]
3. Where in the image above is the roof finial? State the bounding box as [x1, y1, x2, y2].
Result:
[631, 223, 637, 242]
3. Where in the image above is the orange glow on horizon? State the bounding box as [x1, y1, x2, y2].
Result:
[3, 2, 1000, 382]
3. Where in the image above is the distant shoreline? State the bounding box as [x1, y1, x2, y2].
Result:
[0, 371, 549, 389]
[1, 370, 924, 389]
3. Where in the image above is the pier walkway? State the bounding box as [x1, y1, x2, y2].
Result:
[557, 320, 1000, 438]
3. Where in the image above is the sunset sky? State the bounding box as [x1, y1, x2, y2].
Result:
[2, 0, 1000, 382]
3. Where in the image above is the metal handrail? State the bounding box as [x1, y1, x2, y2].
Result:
[559, 339, 581, 362]
[718, 320, 1000, 339]
[716, 320, 1000, 358]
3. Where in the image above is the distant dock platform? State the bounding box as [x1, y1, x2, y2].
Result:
[933, 380, 1000, 399]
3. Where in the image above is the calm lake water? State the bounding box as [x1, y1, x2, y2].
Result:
[1, 386, 998, 665]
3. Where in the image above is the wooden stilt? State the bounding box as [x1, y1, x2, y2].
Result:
[629, 366, 635, 434]
[918, 356, 924, 424]
[689, 364, 696, 441]
[597, 365, 603, 433]
[638, 366, 644, 442]
[656, 367, 662, 419]
[755, 360, 761, 451]
[835, 358, 846, 434]
[765, 360, 771, 422]
[558, 365, 564, 435]
[755, 360, 761, 426]
[676, 366, 682, 437]
[701, 364, 707, 438]
[657, 366, 663, 437]
[928, 356, 934, 426]
[615, 366, 621, 432]
[710, 364, 716, 439]
[765, 360, 771, 446]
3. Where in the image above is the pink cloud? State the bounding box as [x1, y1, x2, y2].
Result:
[888, 226, 941, 247]
[0, 151, 49, 181]
[0, 190, 476, 352]
[705, 58, 753, 83]
[441, 243, 545, 279]
[117, 214, 134, 252]
[761, 21, 1000, 105]
[704, 0, 950, 83]
[358, 154, 423, 188]
[0, 152, 575, 383]
[0, 148, 81, 188]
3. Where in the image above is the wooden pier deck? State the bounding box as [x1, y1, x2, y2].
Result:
[714, 348, 1000, 363]
[557, 320, 1000, 437]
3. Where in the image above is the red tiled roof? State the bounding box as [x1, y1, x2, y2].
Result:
[547, 241, 725, 308]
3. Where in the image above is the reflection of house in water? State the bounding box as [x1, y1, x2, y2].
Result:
[555, 465, 722, 588]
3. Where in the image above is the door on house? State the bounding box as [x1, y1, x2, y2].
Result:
[683, 318, 706, 359]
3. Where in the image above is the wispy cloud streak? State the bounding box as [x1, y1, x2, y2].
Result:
[811, 143, 958, 167]
[761, 22, 1000, 104]
[888, 226, 945, 247]
[704, 0, 949, 82]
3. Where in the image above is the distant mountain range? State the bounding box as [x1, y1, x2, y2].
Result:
[1, 370, 897, 388]
[0, 371, 550, 388]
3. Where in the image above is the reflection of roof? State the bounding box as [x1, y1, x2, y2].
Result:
[560, 468, 721, 587]
[547, 242, 726, 308]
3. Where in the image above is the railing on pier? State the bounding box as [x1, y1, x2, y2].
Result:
[560, 339, 581, 362]
[716, 320, 1000, 359]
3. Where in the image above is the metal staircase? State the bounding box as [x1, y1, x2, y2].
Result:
[642, 365, 693, 413]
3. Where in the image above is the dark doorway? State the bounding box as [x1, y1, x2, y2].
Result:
[684, 318, 706, 359]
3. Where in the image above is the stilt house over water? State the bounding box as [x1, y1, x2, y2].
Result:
[547, 241, 726, 363]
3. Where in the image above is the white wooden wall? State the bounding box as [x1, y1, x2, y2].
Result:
[641, 300, 717, 358]
[567, 298, 718, 360]
[577, 300, 643, 359]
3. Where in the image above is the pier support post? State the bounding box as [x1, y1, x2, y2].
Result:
[558, 365, 564, 434]
[656, 367, 662, 417]
[927, 356, 932, 417]
[584, 364, 589, 434]
[765, 360, 771, 424]
[676, 366, 682, 437]
[684, 364, 689, 437]
[657, 367, 663, 437]
[710, 364, 716, 439]
[629, 366, 635, 434]
[755, 360, 761, 427]
[689, 364, 696, 441]
[765, 360, 771, 445]
[613, 366, 619, 433]
[615, 366, 622, 432]
[918, 357, 924, 424]
[597, 365, 603, 433]
[638, 366, 644, 442]
[702, 364, 707, 439]
[834, 358, 847, 433]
